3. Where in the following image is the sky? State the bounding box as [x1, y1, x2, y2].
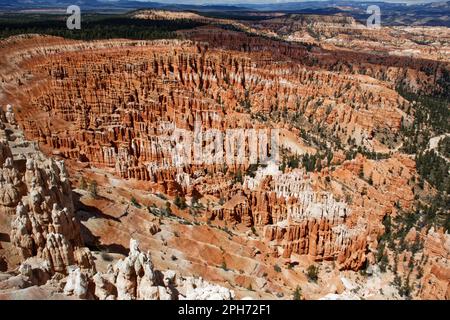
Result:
[127, 0, 446, 3]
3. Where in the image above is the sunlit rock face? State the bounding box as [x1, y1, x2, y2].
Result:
[418, 228, 450, 300]
[0, 107, 94, 275]
[0, 36, 425, 272]
[0, 27, 448, 300]
[90, 238, 235, 300]
[7, 37, 416, 185]
[0, 107, 233, 300]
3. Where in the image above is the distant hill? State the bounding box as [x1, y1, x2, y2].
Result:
[0, 1, 448, 26]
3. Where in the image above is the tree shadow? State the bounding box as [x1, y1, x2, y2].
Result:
[72, 191, 129, 256]
[101, 243, 129, 256]
[73, 191, 120, 223]
[0, 257, 7, 272]
[0, 233, 10, 242]
[79, 223, 129, 256]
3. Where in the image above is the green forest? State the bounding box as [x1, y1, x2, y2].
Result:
[0, 13, 204, 40]
[397, 85, 450, 232]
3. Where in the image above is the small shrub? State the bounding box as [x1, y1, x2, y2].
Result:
[234, 169, 243, 184]
[89, 181, 98, 198]
[79, 177, 87, 190]
[164, 202, 172, 215]
[306, 265, 319, 282]
[221, 260, 228, 271]
[131, 197, 141, 208]
[293, 286, 302, 300]
[174, 195, 187, 209]
[156, 193, 167, 200]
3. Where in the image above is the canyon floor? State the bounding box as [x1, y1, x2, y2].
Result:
[0, 9, 448, 300]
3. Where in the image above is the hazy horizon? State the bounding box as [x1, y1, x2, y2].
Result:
[126, 0, 447, 4]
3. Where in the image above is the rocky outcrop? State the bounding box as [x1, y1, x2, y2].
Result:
[0, 108, 234, 299]
[64, 266, 93, 299]
[204, 164, 369, 270]
[82, 239, 235, 300]
[419, 228, 450, 300]
[2, 36, 409, 188]
[0, 108, 94, 275]
[183, 25, 449, 95]
[0, 32, 447, 299]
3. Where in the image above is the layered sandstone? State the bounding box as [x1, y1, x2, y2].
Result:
[419, 228, 450, 300]
[86, 239, 235, 300]
[0, 105, 94, 275]
[0, 105, 234, 300]
[250, 14, 450, 63]
[0, 36, 426, 273]
[7, 37, 409, 182]
[0, 26, 447, 300]
[181, 26, 449, 96]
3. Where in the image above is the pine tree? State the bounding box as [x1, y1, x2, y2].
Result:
[79, 177, 87, 190]
[293, 286, 302, 300]
[89, 181, 98, 198]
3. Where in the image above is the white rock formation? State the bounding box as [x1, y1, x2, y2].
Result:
[1, 112, 94, 276]
[64, 267, 90, 299]
[90, 239, 235, 300]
